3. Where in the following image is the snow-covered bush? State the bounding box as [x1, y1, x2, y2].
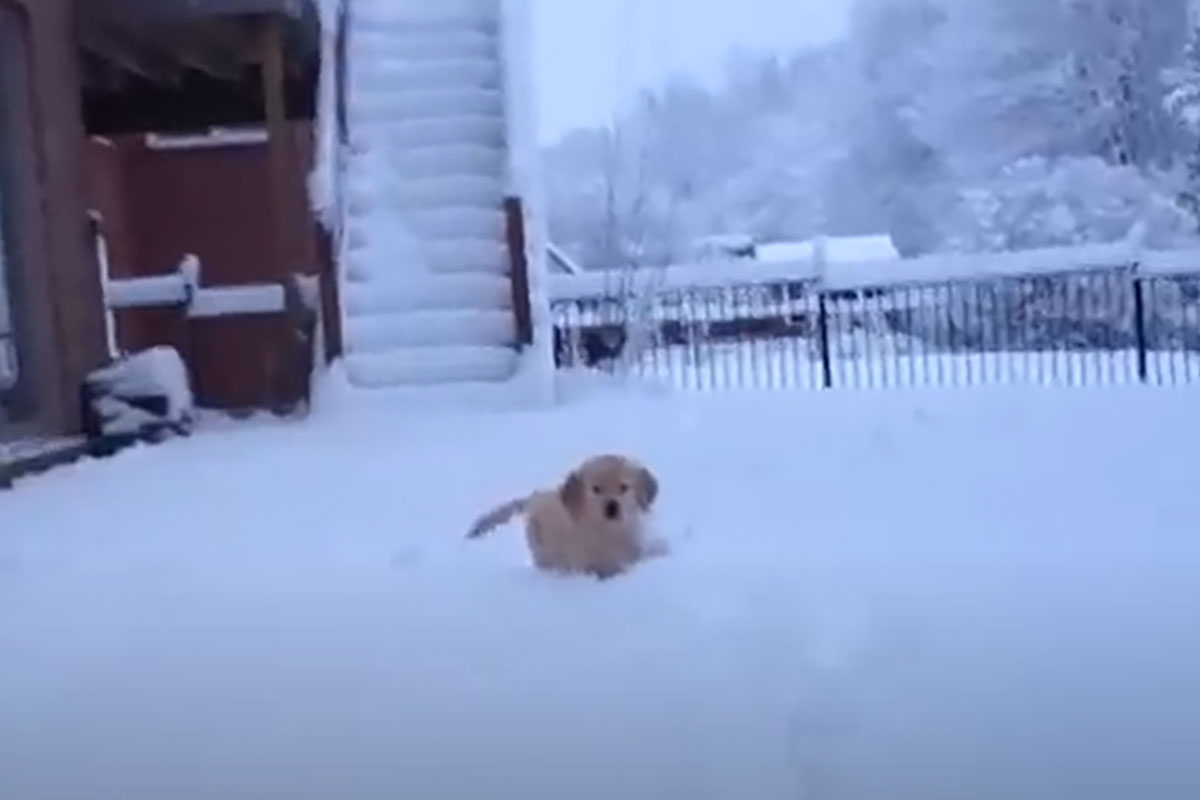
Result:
[941, 156, 1198, 253]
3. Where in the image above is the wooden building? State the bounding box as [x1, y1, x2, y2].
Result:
[1, 0, 335, 459]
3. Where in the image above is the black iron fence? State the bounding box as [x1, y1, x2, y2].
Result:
[550, 251, 1200, 390]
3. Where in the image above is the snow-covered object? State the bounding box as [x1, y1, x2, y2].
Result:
[691, 234, 757, 261]
[309, 0, 345, 234]
[327, 0, 553, 406]
[104, 274, 190, 309]
[188, 285, 285, 318]
[145, 128, 269, 151]
[83, 346, 194, 439]
[756, 235, 900, 266]
[942, 157, 1199, 253]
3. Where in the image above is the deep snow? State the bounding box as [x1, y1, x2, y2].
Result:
[1, 384, 1198, 800]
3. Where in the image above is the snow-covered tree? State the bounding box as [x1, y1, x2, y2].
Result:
[829, 0, 952, 255]
[1164, 1, 1200, 225]
[943, 156, 1195, 252]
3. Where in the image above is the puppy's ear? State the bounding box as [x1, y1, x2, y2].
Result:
[559, 470, 585, 519]
[635, 466, 659, 510]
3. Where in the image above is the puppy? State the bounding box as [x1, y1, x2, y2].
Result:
[467, 454, 666, 579]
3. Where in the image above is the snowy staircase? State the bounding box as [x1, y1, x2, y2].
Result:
[337, 0, 542, 399]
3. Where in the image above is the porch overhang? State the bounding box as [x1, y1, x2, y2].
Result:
[77, 0, 318, 134]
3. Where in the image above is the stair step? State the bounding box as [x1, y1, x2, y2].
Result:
[345, 309, 516, 351]
[345, 345, 518, 388]
[352, 0, 495, 16]
[343, 274, 513, 314]
[349, 116, 505, 151]
[350, 144, 504, 181]
[351, 10, 498, 37]
[327, 373, 545, 411]
[351, 29, 497, 63]
[345, 237, 509, 276]
[403, 207, 505, 240]
[350, 88, 504, 124]
[347, 173, 504, 216]
[346, 220, 505, 251]
[354, 58, 500, 94]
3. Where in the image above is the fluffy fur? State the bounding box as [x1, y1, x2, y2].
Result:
[467, 454, 666, 580]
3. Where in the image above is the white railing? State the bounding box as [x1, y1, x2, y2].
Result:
[104, 254, 287, 319]
[548, 239, 1200, 302]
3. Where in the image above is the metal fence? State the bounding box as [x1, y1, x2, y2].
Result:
[549, 248, 1200, 390]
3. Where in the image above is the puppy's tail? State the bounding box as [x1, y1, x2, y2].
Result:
[466, 496, 530, 540]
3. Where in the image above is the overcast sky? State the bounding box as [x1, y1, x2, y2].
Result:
[533, 0, 852, 143]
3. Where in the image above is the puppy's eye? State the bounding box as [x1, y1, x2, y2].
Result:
[592, 485, 603, 494]
[619, 483, 630, 494]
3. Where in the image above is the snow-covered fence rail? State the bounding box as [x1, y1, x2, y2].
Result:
[549, 244, 1200, 391]
[104, 254, 287, 320]
[103, 255, 320, 412]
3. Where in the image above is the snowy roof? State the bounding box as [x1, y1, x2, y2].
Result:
[757, 235, 899, 264]
[756, 241, 815, 263]
[696, 234, 756, 250]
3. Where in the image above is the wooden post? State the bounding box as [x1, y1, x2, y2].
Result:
[257, 13, 299, 280]
[504, 197, 534, 347]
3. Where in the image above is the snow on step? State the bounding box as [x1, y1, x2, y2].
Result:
[345, 310, 515, 352]
[345, 346, 518, 388]
[349, 117, 505, 152]
[402, 207, 504, 240]
[348, 174, 504, 216]
[343, 275, 512, 315]
[384, 145, 504, 180]
[351, 10, 497, 37]
[351, 88, 504, 123]
[346, 236, 508, 275]
[351, 30, 497, 64]
[354, 59, 500, 94]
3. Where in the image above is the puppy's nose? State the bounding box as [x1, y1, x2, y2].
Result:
[604, 499, 621, 520]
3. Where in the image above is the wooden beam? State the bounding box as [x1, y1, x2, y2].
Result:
[77, 24, 182, 88]
[257, 13, 303, 279]
[154, 27, 247, 82]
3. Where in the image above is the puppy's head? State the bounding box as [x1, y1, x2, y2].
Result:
[559, 455, 658, 526]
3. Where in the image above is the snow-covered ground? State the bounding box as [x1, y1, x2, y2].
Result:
[1, 381, 1198, 800]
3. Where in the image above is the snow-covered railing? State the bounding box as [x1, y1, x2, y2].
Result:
[550, 241, 1200, 391]
[102, 254, 320, 413]
[547, 240, 1200, 301]
[104, 255, 286, 319]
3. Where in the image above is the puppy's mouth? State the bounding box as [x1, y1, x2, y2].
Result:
[604, 500, 621, 520]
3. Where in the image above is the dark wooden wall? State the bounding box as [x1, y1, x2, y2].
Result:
[1, 0, 107, 436]
[85, 126, 340, 412]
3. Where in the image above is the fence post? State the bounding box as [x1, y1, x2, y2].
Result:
[1132, 273, 1148, 383]
[817, 293, 833, 389]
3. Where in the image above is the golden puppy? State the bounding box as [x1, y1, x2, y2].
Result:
[467, 454, 666, 579]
